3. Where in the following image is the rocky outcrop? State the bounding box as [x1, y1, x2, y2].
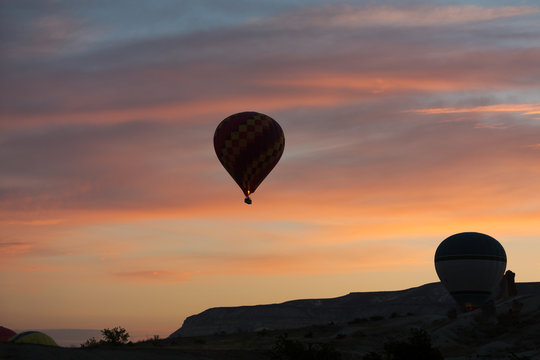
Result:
[497, 270, 517, 299]
[170, 282, 540, 337]
[170, 282, 454, 337]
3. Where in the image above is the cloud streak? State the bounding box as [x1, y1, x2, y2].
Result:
[1, 2, 540, 335]
[2, 4, 539, 130]
[406, 104, 540, 116]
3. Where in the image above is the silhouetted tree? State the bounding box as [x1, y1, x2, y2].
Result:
[81, 337, 99, 348]
[364, 328, 442, 360]
[101, 326, 130, 345]
[81, 326, 130, 347]
[383, 328, 443, 360]
[362, 352, 383, 360]
[271, 333, 341, 360]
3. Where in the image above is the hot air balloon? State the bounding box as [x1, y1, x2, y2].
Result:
[0, 326, 16, 342]
[214, 111, 285, 204]
[434, 232, 507, 311]
[9, 331, 58, 346]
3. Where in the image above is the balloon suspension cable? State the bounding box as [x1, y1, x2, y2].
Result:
[244, 196, 252, 205]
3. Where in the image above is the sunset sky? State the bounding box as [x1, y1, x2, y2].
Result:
[1, 1, 539, 340]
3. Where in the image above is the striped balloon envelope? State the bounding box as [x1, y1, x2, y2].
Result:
[0, 326, 16, 342]
[214, 112, 285, 204]
[435, 232, 507, 311]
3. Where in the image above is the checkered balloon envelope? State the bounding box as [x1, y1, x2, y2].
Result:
[214, 111, 285, 204]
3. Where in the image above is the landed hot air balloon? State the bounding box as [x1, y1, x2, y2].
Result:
[0, 326, 16, 342]
[435, 232, 507, 311]
[214, 111, 285, 204]
[9, 331, 58, 346]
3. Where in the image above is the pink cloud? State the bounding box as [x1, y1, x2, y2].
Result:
[107, 244, 431, 284]
[1, 3, 539, 338]
[23, 265, 58, 272]
[406, 104, 540, 116]
[2, 4, 540, 132]
[2, 14, 99, 59]
[0, 3, 538, 260]
[251, 5, 539, 31]
[114, 270, 193, 283]
[0, 219, 66, 226]
[0, 241, 33, 256]
[522, 143, 540, 150]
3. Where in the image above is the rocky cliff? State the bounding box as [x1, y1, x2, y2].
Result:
[170, 282, 540, 337]
[170, 282, 452, 337]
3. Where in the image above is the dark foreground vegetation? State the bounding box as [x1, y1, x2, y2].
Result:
[74, 323, 444, 360]
[2, 297, 539, 360]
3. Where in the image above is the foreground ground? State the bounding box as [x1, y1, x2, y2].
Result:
[2, 293, 539, 359]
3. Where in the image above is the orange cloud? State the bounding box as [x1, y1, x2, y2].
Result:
[264, 74, 471, 93]
[23, 265, 58, 272]
[474, 122, 508, 130]
[406, 104, 540, 116]
[114, 270, 193, 283]
[105, 244, 432, 284]
[522, 143, 540, 150]
[0, 219, 66, 226]
[2, 2, 540, 339]
[0, 92, 369, 131]
[0, 241, 33, 256]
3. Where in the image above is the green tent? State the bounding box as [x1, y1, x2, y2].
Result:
[9, 331, 58, 346]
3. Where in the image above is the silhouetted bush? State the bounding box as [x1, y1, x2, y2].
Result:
[497, 300, 523, 328]
[81, 326, 130, 347]
[256, 328, 269, 337]
[101, 326, 130, 345]
[369, 315, 384, 321]
[81, 337, 99, 348]
[348, 317, 368, 325]
[383, 328, 442, 360]
[150, 334, 161, 347]
[194, 338, 206, 344]
[509, 352, 531, 360]
[364, 328, 442, 360]
[362, 352, 383, 360]
[271, 333, 341, 360]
